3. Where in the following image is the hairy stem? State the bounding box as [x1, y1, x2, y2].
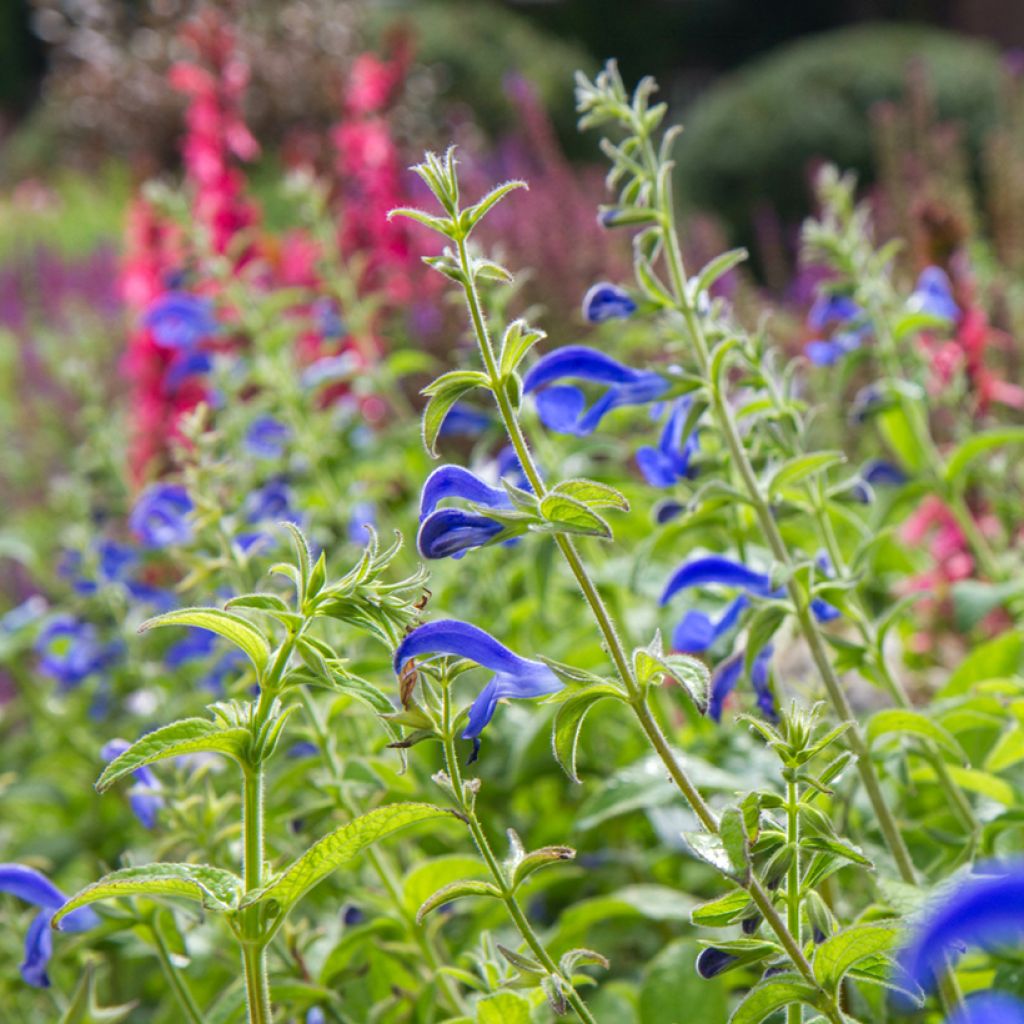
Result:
[150, 920, 205, 1024]
[242, 765, 272, 1024]
[786, 780, 802, 1024]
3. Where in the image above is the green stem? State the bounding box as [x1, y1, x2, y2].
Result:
[242, 765, 272, 1024]
[453, 232, 826, 1000]
[151, 921, 205, 1024]
[786, 780, 802, 1024]
[440, 684, 598, 1024]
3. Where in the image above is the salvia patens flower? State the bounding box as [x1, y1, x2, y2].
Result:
[850, 459, 908, 503]
[0, 864, 99, 987]
[243, 478, 298, 525]
[244, 416, 291, 458]
[523, 346, 667, 436]
[164, 626, 218, 668]
[393, 620, 562, 741]
[347, 501, 377, 545]
[438, 402, 492, 438]
[695, 946, 737, 979]
[130, 484, 194, 548]
[96, 540, 137, 583]
[636, 398, 700, 487]
[142, 291, 217, 349]
[581, 282, 637, 323]
[805, 290, 869, 367]
[708, 645, 776, 722]
[101, 739, 164, 829]
[900, 862, 1024, 993]
[417, 465, 515, 560]
[945, 992, 1024, 1024]
[35, 617, 109, 689]
[908, 266, 959, 322]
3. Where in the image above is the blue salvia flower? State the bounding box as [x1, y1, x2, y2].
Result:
[130, 484, 194, 548]
[417, 465, 515, 560]
[143, 291, 216, 349]
[673, 595, 749, 654]
[393, 620, 562, 743]
[805, 291, 869, 367]
[35, 617, 108, 689]
[850, 459, 908, 503]
[313, 297, 345, 339]
[523, 346, 668, 436]
[900, 862, 1024, 994]
[707, 645, 775, 722]
[244, 478, 298, 525]
[165, 349, 213, 391]
[164, 626, 218, 668]
[907, 266, 959, 322]
[581, 282, 637, 323]
[0, 864, 99, 987]
[306, 1008, 327, 1024]
[56, 549, 97, 595]
[438, 402, 492, 438]
[101, 739, 164, 829]
[807, 293, 861, 331]
[945, 992, 1024, 1024]
[636, 398, 700, 487]
[244, 416, 291, 458]
[96, 539, 137, 583]
[347, 501, 377, 545]
[695, 946, 738, 979]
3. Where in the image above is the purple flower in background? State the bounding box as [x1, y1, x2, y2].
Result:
[417, 465, 516, 560]
[582, 282, 637, 323]
[908, 266, 959, 322]
[306, 1009, 327, 1024]
[636, 398, 700, 487]
[101, 739, 164, 829]
[0, 864, 99, 987]
[143, 291, 216, 349]
[393, 620, 562, 741]
[805, 291, 869, 366]
[707, 645, 775, 723]
[523, 346, 667, 436]
[130, 484, 194, 548]
[96, 540, 137, 583]
[900, 862, 1024, 993]
[35, 617, 108, 689]
[165, 350, 213, 391]
[164, 627, 218, 668]
[244, 479, 298, 525]
[439, 403, 492, 438]
[347, 501, 377, 545]
[807, 293, 861, 331]
[245, 416, 291, 459]
[313, 298, 345, 339]
[945, 993, 1024, 1024]
[288, 740, 319, 758]
[850, 460, 908, 503]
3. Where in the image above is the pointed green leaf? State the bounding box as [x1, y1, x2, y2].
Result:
[97, 718, 250, 791]
[53, 864, 244, 925]
[499, 319, 546, 377]
[416, 879, 502, 924]
[691, 888, 752, 927]
[767, 452, 845, 496]
[551, 478, 630, 512]
[728, 975, 819, 1024]
[537, 494, 612, 539]
[552, 683, 626, 782]
[813, 922, 900, 994]
[695, 247, 748, 295]
[139, 608, 269, 676]
[866, 708, 967, 764]
[945, 427, 1024, 483]
[421, 370, 491, 457]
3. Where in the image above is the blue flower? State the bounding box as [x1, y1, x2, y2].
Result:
[636, 398, 700, 487]
[301, 354, 357, 388]
[143, 291, 216, 349]
[130, 484, 194, 548]
[165, 349, 213, 391]
[347, 501, 377, 545]
[164, 626, 218, 668]
[313, 298, 345, 339]
[805, 291, 869, 366]
[850, 460, 908, 503]
[417, 465, 516, 560]
[438, 402, 492, 438]
[244, 479, 298, 525]
[946, 992, 1024, 1024]
[0, 864, 99, 987]
[523, 346, 668, 436]
[393, 620, 562, 741]
[96, 540, 137, 583]
[908, 266, 959, 322]
[807, 293, 861, 331]
[582, 282, 637, 323]
[695, 946, 738, 979]
[101, 739, 163, 829]
[708, 645, 775, 722]
[900, 862, 1024, 994]
[244, 416, 291, 458]
[35, 617, 108, 689]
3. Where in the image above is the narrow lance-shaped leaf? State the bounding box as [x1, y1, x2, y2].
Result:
[421, 370, 491, 457]
[139, 608, 270, 677]
[552, 684, 627, 783]
[416, 879, 502, 924]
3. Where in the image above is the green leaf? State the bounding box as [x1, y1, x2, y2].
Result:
[387, 206, 453, 236]
[53, 864, 243, 924]
[511, 845, 576, 888]
[942, 766, 1016, 805]
[801, 835, 872, 867]
[462, 179, 527, 231]
[476, 991, 532, 1024]
[986, 724, 1024, 774]
[537, 493, 612, 539]
[691, 888, 752, 928]
[767, 451, 845, 496]
[743, 604, 788, 677]
[695, 248, 748, 295]
[682, 831, 745, 879]
[865, 708, 967, 764]
[636, 649, 709, 713]
[718, 807, 750, 882]
[244, 803, 451, 913]
[951, 579, 1024, 632]
[945, 427, 1024, 483]
[225, 593, 290, 613]
[552, 683, 626, 782]
[727, 975, 819, 1024]
[58, 962, 137, 1024]
[941, 631, 1024, 697]
[416, 879, 502, 923]
[877, 406, 924, 473]
[813, 922, 900, 993]
[139, 608, 270, 676]
[421, 370, 491, 457]
[97, 718, 250, 791]
[499, 319, 545, 377]
[552, 478, 630, 512]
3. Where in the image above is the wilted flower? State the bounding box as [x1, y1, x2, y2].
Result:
[523, 346, 667, 436]
[0, 864, 99, 987]
[130, 484, 194, 548]
[636, 398, 700, 487]
[143, 291, 217, 349]
[101, 739, 164, 829]
[244, 416, 291, 458]
[581, 282, 637, 323]
[393, 620, 562, 741]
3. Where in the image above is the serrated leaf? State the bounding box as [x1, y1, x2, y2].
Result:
[551, 478, 630, 511]
[552, 683, 626, 782]
[421, 371, 492, 457]
[97, 718, 250, 791]
[866, 708, 967, 764]
[53, 863, 243, 924]
[415, 879, 502, 923]
[728, 975, 819, 1024]
[813, 922, 900, 993]
[243, 803, 450, 913]
[139, 608, 270, 676]
[537, 494, 612, 539]
[944, 427, 1024, 483]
